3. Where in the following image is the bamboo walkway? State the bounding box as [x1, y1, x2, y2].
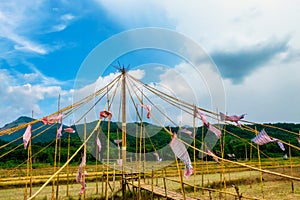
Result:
[128, 181, 201, 200]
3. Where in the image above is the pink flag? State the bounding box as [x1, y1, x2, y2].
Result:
[220, 112, 246, 126]
[100, 110, 112, 120]
[42, 114, 64, 125]
[178, 128, 193, 136]
[277, 141, 285, 151]
[76, 152, 88, 195]
[140, 104, 151, 119]
[96, 137, 101, 152]
[297, 137, 300, 144]
[114, 139, 122, 144]
[57, 120, 63, 139]
[23, 125, 32, 149]
[208, 124, 222, 139]
[251, 129, 277, 145]
[170, 133, 194, 178]
[64, 127, 75, 133]
[194, 107, 209, 127]
[207, 150, 220, 164]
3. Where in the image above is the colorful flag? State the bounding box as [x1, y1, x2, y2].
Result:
[23, 125, 32, 149]
[96, 137, 101, 152]
[178, 128, 193, 136]
[297, 137, 300, 144]
[140, 104, 151, 119]
[76, 152, 88, 195]
[64, 127, 75, 133]
[41, 114, 64, 125]
[57, 120, 63, 139]
[169, 133, 194, 178]
[194, 107, 209, 127]
[277, 141, 285, 151]
[207, 150, 220, 164]
[208, 124, 222, 139]
[251, 129, 277, 145]
[114, 139, 122, 144]
[220, 112, 246, 126]
[100, 110, 112, 120]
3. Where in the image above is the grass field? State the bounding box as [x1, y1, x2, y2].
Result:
[1, 160, 300, 200]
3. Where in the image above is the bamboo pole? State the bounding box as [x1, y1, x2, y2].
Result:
[112, 163, 116, 200]
[121, 68, 127, 199]
[83, 118, 87, 200]
[163, 169, 167, 197]
[29, 110, 33, 196]
[102, 164, 104, 198]
[193, 106, 196, 197]
[24, 136, 29, 200]
[255, 127, 264, 198]
[151, 166, 154, 200]
[55, 94, 61, 200]
[175, 154, 186, 200]
[221, 124, 227, 198]
[289, 141, 294, 193]
[201, 125, 205, 195]
[106, 117, 111, 200]
[51, 94, 60, 200]
[28, 119, 102, 200]
[66, 129, 71, 196]
[95, 128, 100, 194]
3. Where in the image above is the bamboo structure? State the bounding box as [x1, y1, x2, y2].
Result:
[3, 70, 300, 200]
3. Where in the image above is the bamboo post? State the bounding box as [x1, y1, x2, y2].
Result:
[101, 164, 104, 198]
[289, 141, 294, 193]
[193, 106, 196, 197]
[201, 125, 204, 195]
[163, 169, 167, 197]
[66, 129, 71, 196]
[175, 155, 186, 200]
[29, 110, 33, 197]
[143, 125, 146, 182]
[131, 168, 135, 198]
[56, 131, 61, 200]
[55, 94, 61, 200]
[106, 118, 111, 200]
[222, 124, 227, 192]
[249, 143, 253, 188]
[83, 118, 87, 200]
[255, 127, 264, 198]
[121, 68, 127, 199]
[151, 166, 154, 200]
[95, 128, 100, 194]
[112, 163, 116, 200]
[52, 94, 60, 200]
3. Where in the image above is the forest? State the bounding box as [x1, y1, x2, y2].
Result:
[0, 116, 300, 168]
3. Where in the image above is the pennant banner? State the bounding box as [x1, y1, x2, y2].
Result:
[251, 129, 277, 145]
[23, 125, 32, 149]
[76, 152, 88, 195]
[170, 133, 194, 178]
[220, 112, 246, 126]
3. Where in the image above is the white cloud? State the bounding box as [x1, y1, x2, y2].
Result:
[96, 0, 300, 123]
[224, 60, 300, 123]
[0, 69, 72, 126]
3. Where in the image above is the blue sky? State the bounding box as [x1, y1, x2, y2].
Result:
[1, 0, 300, 126]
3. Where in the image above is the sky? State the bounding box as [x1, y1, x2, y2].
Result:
[1, 0, 300, 127]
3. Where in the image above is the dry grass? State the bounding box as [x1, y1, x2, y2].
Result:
[1, 159, 300, 199]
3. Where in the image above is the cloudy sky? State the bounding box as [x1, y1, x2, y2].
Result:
[1, 0, 300, 127]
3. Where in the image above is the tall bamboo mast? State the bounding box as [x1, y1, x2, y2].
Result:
[121, 68, 127, 166]
[121, 67, 127, 198]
